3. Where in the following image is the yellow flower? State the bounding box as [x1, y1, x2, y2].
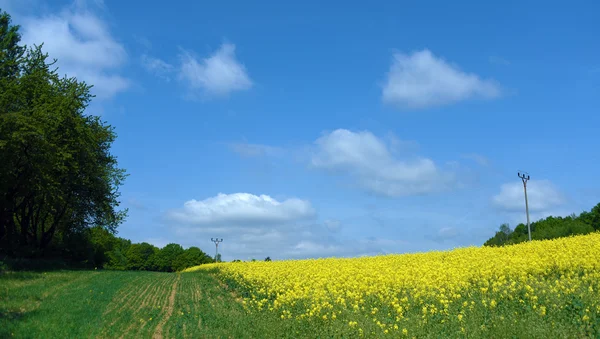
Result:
[182, 232, 600, 333]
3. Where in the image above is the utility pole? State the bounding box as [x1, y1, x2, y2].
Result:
[518, 172, 531, 241]
[211, 238, 223, 262]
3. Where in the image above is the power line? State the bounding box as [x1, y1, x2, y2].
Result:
[211, 238, 223, 262]
[518, 171, 532, 241]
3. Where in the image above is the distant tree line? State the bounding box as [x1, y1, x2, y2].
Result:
[230, 257, 273, 262]
[88, 227, 215, 271]
[484, 202, 600, 246]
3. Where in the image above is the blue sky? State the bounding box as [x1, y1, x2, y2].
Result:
[2, 0, 599, 260]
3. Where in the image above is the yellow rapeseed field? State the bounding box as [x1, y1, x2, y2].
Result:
[185, 233, 600, 337]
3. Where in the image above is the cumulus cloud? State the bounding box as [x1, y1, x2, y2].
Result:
[162, 192, 409, 260]
[19, 4, 129, 99]
[310, 129, 456, 197]
[382, 49, 501, 109]
[492, 180, 565, 212]
[178, 43, 252, 97]
[167, 193, 315, 226]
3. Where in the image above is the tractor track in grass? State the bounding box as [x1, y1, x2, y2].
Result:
[152, 274, 180, 339]
[100, 273, 176, 338]
[102, 275, 146, 316]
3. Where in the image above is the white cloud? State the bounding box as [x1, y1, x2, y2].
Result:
[141, 54, 174, 81]
[311, 129, 456, 197]
[382, 49, 501, 109]
[18, 5, 128, 100]
[178, 43, 252, 97]
[492, 180, 565, 212]
[162, 192, 411, 260]
[167, 193, 315, 226]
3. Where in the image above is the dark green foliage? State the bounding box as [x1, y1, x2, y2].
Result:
[125, 243, 158, 270]
[0, 10, 127, 259]
[0, 10, 212, 273]
[104, 237, 131, 270]
[484, 202, 600, 246]
[265, 256, 272, 261]
[172, 246, 213, 272]
[151, 243, 184, 272]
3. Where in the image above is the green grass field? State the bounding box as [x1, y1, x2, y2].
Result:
[0, 269, 295, 339]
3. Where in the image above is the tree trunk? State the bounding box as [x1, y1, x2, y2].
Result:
[40, 197, 71, 249]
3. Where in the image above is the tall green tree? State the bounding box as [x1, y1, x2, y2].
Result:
[0, 10, 127, 257]
[125, 243, 157, 270]
[153, 243, 185, 272]
[172, 246, 213, 272]
[105, 237, 131, 270]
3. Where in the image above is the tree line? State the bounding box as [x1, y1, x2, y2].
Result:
[0, 9, 215, 272]
[484, 202, 600, 247]
[88, 227, 214, 271]
[0, 9, 124, 257]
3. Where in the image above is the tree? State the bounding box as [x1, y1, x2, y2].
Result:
[580, 203, 600, 231]
[105, 237, 130, 270]
[153, 243, 185, 272]
[264, 256, 272, 262]
[483, 223, 513, 247]
[0, 10, 127, 257]
[484, 202, 600, 247]
[125, 243, 158, 270]
[172, 246, 213, 272]
[215, 253, 222, 263]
